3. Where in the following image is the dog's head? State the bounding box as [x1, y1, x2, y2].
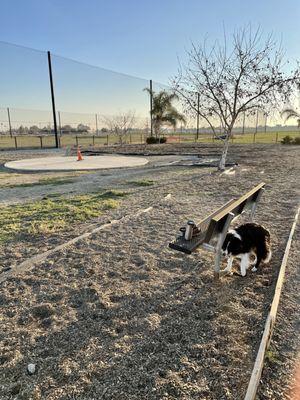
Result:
[222, 230, 243, 256]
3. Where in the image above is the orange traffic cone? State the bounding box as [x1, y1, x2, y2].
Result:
[77, 147, 83, 161]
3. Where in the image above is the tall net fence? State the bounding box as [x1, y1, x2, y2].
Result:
[0, 41, 299, 150]
[0, 41, 152, 149]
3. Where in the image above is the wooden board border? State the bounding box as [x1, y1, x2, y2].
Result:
[244, 205, 300, 400]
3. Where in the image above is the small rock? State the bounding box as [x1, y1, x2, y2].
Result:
[27, 363, 36, 375]
[31, 303, 54, 320]
[10, 382, 22, 395]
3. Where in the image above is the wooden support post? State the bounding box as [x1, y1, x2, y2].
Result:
[250, 188, 265, 221]
[214, 212, 235, 279]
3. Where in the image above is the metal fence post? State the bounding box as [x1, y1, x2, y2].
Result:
[276, 132, 279, 143]
[76, 136, 78, 146]
[58, 111, 62, 136]
[264, 113, 267, 133]
[106, 135, 109, 145]
[14, 136, 17, 150]
[47, 51, 59, 148]
[7, 107, 12, 137]
[40, 136, 43, 149]
[196, 92, 200, 140]
[242, 111, 245, 135]
[95, 114, 98, 135]
[255, 109, 259, 134]
[149, 79, 153, 137]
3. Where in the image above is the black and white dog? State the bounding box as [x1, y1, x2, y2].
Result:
[222, 223, 272, 276]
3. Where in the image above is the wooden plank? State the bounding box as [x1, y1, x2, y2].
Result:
[169, 199, 236, 254]
[244, 206, 299, 400]
[204, 184, 265, 244]
[210, 182, 265, 223]
[169, 232, 206, 254]
[197, 199, 237, 232]
[169, 183, 265, 254]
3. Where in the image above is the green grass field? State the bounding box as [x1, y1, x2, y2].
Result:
[0, 189, 126, 243]
[0, 131, 299, 149]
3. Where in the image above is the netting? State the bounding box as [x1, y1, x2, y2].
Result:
[0, 40, 299, 149]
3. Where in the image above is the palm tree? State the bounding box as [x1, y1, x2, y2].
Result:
[281, 108, 300, 129]
[144, 89, 186, 137]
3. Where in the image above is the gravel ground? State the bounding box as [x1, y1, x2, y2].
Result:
[0, 144, 299, 399]
[257, 225, 300, 400]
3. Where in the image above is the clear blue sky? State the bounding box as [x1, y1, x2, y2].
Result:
[0, 0, 299, 118]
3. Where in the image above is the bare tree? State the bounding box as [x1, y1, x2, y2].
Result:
[103, 111, 136, 145]
[173, 26, 300, 170]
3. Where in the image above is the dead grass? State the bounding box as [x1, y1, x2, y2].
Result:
[0, 144, 299, 400]
[0, 177, 75, 189]
[127, 179, 155, 187]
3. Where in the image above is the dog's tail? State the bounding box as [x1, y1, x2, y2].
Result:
[262, 225, 271, 238]
[263, 250, 272, 264]
[262, 226, 271, 264]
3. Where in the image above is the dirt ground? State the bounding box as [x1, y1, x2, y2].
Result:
[0, 143, 299, 399]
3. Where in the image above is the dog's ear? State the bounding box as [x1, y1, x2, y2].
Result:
[232, 237, 243, 252]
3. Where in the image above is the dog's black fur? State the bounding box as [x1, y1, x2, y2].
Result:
[222, 223, 271, 270]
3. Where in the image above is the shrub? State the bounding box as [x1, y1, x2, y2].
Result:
[281, 135, 293, 145]
[146, 136, 158, 144]
[293, 136, 300, 145]
[146, 136, 167, 144]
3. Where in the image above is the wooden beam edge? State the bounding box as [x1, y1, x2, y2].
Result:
[244, 205, 300, 400]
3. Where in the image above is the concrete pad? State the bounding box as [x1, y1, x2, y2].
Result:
[4, 155, 149, 172]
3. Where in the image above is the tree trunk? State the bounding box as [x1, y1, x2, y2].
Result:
[153, 120, 160, 139]
[218, 133, 231, 171]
